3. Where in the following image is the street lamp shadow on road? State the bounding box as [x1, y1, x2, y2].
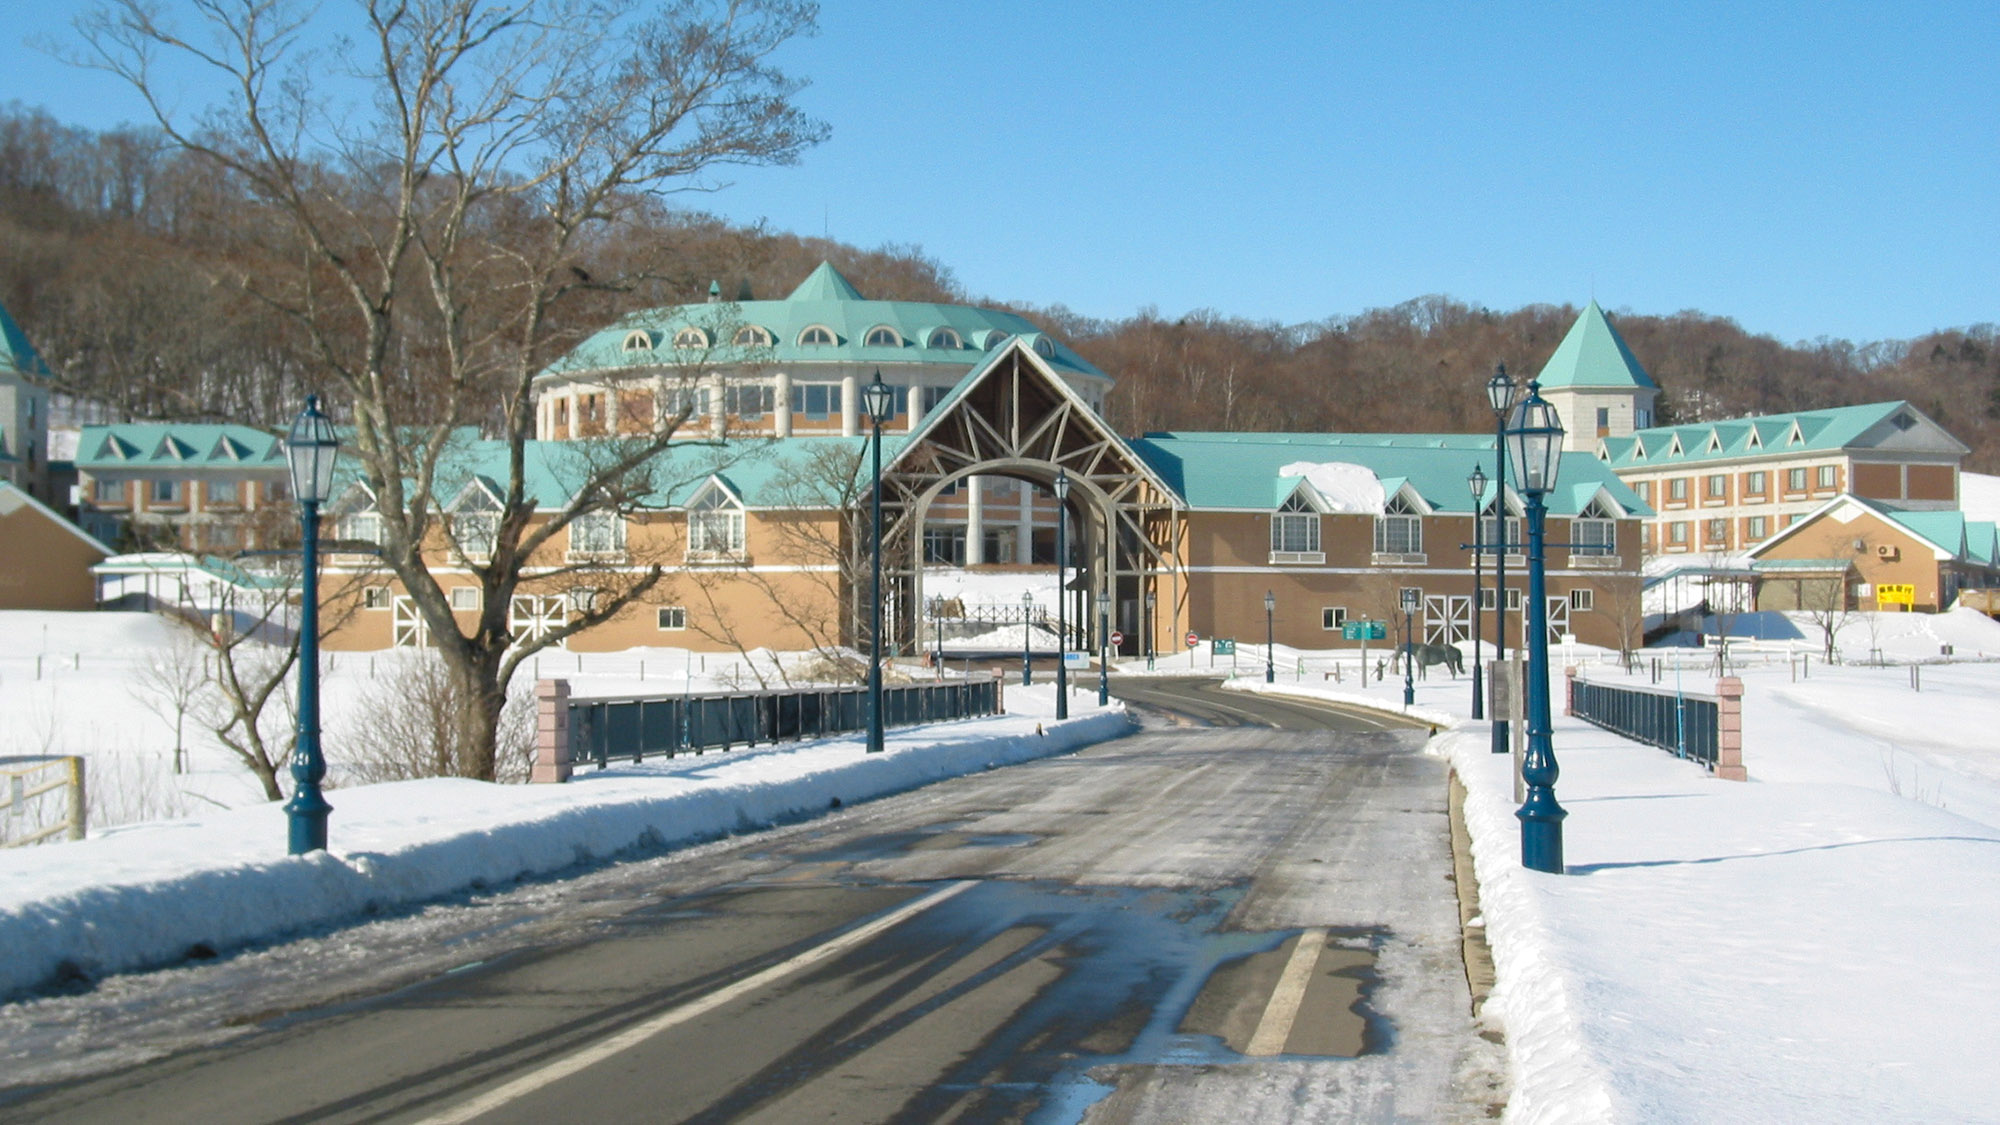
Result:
[1505, 378, 1568, 874]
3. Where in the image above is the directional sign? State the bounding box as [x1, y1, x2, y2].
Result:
[1212, 639, 1237, 655]
[1186, 631, 1200, 648]
[1342, 621, 1387, 641]
[1109, 630, 1125, 647]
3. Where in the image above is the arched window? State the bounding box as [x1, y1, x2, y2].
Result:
[673, 327, 708, 349]
[798, 325, 836, 346]
[864, 326, 902, 347]
[621, 330, 654, 352]
[1374, 494, 1423, 557]
[927, 327, 963, 350]
[1033, 337, 1056, 358]
[733, 325, 773, 347]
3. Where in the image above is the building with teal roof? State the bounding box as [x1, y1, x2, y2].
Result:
[1746, 492, 1999, 614]
[1534, 300, 1660, 454]
[73, 421, 292, 551]
[0, 300, 52, 503]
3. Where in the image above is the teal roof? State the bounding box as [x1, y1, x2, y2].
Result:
[1129, 432, 1651, 517]
[0, 301, 50, 379]
[1536, 300, 1657, 391]
[1886, 508, 1966, 557]
[76, 423, 287, 469]
[1598, 401, 1924, 470]
[538, 261, 1105, 383]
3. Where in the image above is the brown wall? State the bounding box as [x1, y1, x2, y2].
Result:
[1852, 462, 1900, 499]
[0, 495, 106, 610]
[1755, 514, 1942, 610]
[1908, 464, 1955, 502]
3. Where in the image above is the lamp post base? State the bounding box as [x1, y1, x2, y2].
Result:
[1491, 718, 1509, 754]
[284, 792, 331, 855]
[1516, 798, 1566, 873]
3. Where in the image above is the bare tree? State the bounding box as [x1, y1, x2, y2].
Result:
[77, 0, 827, 779]
[1797, 567, 1857, 664]
[131, 623, 208, 773]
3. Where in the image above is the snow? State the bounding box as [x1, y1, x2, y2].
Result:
[1279, 461, 1387, 513]
[1231, 606, 2000, 1123]
[1959, 470, 2000, 524]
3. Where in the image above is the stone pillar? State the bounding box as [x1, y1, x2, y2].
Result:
[708, 377, 726, 439]
[840, 374, 859, 437]
[1018, 488, 1034, 563]
[965, 474, 984, 565]
[603, 382, 620, 434]
[1564, 665, 1577, 716]
[774, 372, 792, 437]
[530, 679, 573, 784]
[1715, 675, 1747, 781]
[565, 389, 580, 439]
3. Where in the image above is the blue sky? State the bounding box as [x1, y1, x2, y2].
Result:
[3, 1, 1994, 344]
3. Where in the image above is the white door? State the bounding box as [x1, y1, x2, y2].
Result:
[1425, 595, 1471, 644]
[509, 595, 565, 645]
[1544, 595, 1570, 645]
[392, 596, 431, 648]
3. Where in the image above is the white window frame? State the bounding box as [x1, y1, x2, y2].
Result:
[686, 490, 746, 560]
[1270, 493, 1323, 562]
[1817, 464, 1837, 489]
[1321, 606, 1348, 631]
[798, 325, 836, 346]
[1373, 494, 1424, 560]
[863, 325, 902, 347]
[1571, 500, 1617, 559]
[733, 325, 773, 347]
[364, 586, 391, 610]
[927, 327, 963, 349]
[673, 326, 709, 349]
[568, 509, 627, 558]
[1569, 588, 1594, 612]
[451, 586, 482, 611]
[657, 606, 688, 630]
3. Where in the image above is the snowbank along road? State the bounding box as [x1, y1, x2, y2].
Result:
[2, 678, 1502, 1123]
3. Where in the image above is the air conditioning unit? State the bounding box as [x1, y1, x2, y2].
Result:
[1876, 544, 1900, 560]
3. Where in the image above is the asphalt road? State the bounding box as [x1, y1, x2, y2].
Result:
[0, 679, 1499, 1124]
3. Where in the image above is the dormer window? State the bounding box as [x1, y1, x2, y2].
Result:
[449, 487, 502, 560]
[1033, 337, 1056, 358]
[1573, 498, 1617, 557]
[1374, 494, 1423, 556]
[927, 328, 963, 349]
[733, 325, 773, 347]
[622, 330, 654, 352]
[569, 509, 626, 557]
[1271, 493, 1322, 556]
[673, 327, 709, 349]
[864, 326, 902, 347]
[798, 325, 836, 346]
[687, 488, 746, 558]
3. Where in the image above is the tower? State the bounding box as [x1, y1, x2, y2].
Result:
[1535, 300, 1659, 453]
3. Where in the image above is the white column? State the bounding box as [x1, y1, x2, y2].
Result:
[604, 382, 620, 434]
[565, 389, 580, 438]
[774, 373, 792, 437]
[965, 474, 984, 565]
[840, 374, 859, 437]
[708, 377, 725, 439]
[1018, 488, 1034, 564]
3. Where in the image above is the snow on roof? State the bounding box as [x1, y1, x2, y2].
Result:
[1277, 461, 1386, 514]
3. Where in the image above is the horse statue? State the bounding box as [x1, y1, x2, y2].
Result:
[1396, 642, 1464, 679]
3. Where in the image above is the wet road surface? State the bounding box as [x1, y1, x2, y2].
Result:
[0, 679, 1501, 1123]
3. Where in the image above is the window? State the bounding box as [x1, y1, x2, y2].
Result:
[1746, 471, 1766, 495]
[791, 382, 839, 420]
[1668, 478, 1688, 501]
[1707, 518, 1728, 541]
[1033, 337, 1056, 358]
[725, 384, 773, 419]
[567, 587, 599, 614]
[1818, 465, 1837, 489]
[928, 328, 963, 349]
[451, 587, 481, 611]
[209, 479, 239, 506]
[1374, 494, 1422, 556]
[206, 524, 241, 552]
[1670, 522, 1689, 544]
[920, 385, 952, 414]
[657, 606, 687, 630]
[923, 526, 966, 565]
[662, 384, 707, 419]
[95, 478, 126, 504]
[1706, 474, 1727, 498]
[151, 479, 182, 505]
[1271, 493, 1321, 556]
[1892, 411, 1916, 432]
[1572, 500, 1616, 556]
[1569, 588, 1594, 612]
[863, 326, 901, 347]
[1635, 481, 1651, 503]
[339, 511, 384, 548]
[267, 478, 288, 504]
[1747, 516, 1768, 540]
[621, 329, 654, 352]
[1636, 408, 1653, 428]
[450, 510, 499, 559]
[673, 327, 708, 348]
[686, 491, 745, 557]
[364, 586, 390, 609]
[570, 510, 626, 556]
[1480, 511, 1521, 556]
[1595, 407, 1610, 429]
[1322, 607, 1348, 630]
[1788, 468, 1807, 490]
[798, 325, 835, 346]
[733, 325, 773, 347]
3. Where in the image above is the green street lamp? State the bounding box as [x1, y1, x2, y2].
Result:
[863, 373, 896, 753]
[1097, 590, 1111, 705]
[283, 396, 339, 855]
[1400, 586, 1419, 706]
[1487, 365, 1518, 755]
[1021, 589, 1034, 686]
[1469, 463, 1489, 720]
[1264, 590, 1276, 684]
[1053, 470, 1070, 721]
[1506, 379, 1568, 874]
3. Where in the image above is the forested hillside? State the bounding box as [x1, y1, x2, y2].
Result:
[4, 105, 1995, 470]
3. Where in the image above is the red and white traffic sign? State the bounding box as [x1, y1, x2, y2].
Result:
[1109, 630, 1125, 647]
[1185, 631, 1200, 648]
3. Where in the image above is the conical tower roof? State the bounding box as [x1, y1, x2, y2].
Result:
[786, 261, 865, 302]
[0, 302, 50, 379]
[1537, 300, 1656, 390]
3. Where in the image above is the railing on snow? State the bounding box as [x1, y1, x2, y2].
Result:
[1565, 670, 1746, 780]
[568, 676, 1003, 770]
[1, 756, 87, 847]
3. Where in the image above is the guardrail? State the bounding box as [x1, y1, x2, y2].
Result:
[1565, 670, 1746, 780]
[1, 756, 87, 847]
[545, 675, 1004, 778]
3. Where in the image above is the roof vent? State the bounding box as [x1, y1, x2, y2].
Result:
[707, 280, 721, 303]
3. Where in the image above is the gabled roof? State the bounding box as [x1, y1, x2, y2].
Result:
[0, 302, 51, 380]
[1128, 431, 1650, 517]
[1748, 494, 1972, 563]
[1598, 401, 1965, 470]
[538, 261, 1106, 382]
[1535, 300, 1658, 391]
[0, 481, 112, 555]
[77, 424, 286, 470]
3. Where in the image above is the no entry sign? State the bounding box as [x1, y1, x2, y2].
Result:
[1185, 631, 1200, 648]
[1109, 630, 1125, 647]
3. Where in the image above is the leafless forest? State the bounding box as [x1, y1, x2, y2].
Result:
[4, 103, 1995, 470]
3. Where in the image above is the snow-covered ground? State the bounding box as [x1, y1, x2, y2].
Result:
[1234, 606, 2000, 1124]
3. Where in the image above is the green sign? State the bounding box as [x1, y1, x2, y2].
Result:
[1342, 621, 1387, 641]
[1212, 639, 1237, 655]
